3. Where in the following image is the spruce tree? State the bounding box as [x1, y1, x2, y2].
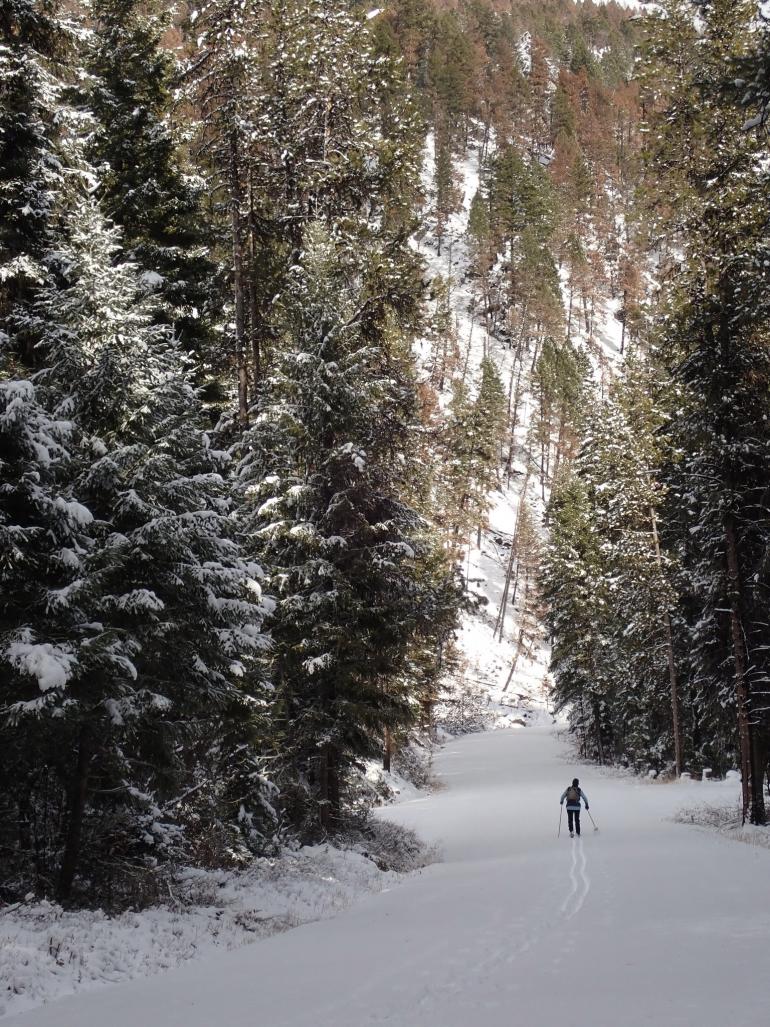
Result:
[87, 0, 220, 364]
[0, 0, 67, 347]
[239, 224, 452, 833]
[1, 181, 271, 900]
[543, 470, 612, 762]
[645, 0, 770, 822]
[444, 359, 507, 543]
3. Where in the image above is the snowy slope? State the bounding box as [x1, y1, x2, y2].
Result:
[4, 727, 767, 1027]
[416, 135, 553, 725]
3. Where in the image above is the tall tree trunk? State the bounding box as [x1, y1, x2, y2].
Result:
[724, 513, 753, 824]
[593, 700, 605, 765]
[328, 746, 341, 824]
[495, 538, 517, 641]
[383, 727, 393, 773]
[502, 625, 526, 692]
[318, 745, 331, 832]
[18, 788, 32, 857]
[750, 733, 767, 826]
[566, 283, 574, 340]
[57, 726, 92, 900]
[620, 288, 627, 355]
[650, 508, 683, 777]
[247, 172, 261, 392]
[229, 128, 249, 428]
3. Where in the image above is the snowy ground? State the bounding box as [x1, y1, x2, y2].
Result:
[0, 827, 432, 1020]
[4, 725, 768, 1027]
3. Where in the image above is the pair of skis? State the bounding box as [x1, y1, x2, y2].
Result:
[558, 806, 599, 837]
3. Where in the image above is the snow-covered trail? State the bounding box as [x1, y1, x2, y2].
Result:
[5, 727, 768, 1027]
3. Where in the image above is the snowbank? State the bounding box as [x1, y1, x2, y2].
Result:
[0, 837, 432, 1019]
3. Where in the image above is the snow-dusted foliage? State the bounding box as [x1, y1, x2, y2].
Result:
[86, 0, 219, 359]
[0, 0, 66, 316]
[543, 363, 677, 771]
[1, 145, 273, 901]
[239, 225, 456, 833]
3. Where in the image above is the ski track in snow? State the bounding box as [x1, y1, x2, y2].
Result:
[561, 838, 590, 921]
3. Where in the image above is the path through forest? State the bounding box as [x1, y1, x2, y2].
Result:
[5, 725, 768, 1027]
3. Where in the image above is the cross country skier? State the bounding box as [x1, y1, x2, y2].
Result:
[560, 778, 589, 837]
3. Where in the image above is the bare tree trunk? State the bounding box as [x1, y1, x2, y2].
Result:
[529, 327, 542, 375]
[620, 288, 627, 355]
[229, 128, 249, 428]
[552, 418, 566, 481]
[247, 172, 261, 392]
[593, 700, 605, 765]
[506, 348, 527, 481]
[566, 282, 574, 340]
[18, 787, 32, 858]
[328, 748, 340, 822]
[318, 745, 334, 833]
[502, 625, 526, 692]
[57, 726, 92, 900]
[383, 727, 393, 773]
[724, 513, 752, 824]
[495, 539, 517, 641]
[750, 733, 767, 826]
[650, 508, 683, 777]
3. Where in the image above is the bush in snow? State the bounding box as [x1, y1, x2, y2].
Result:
[344, 817, 438, 874]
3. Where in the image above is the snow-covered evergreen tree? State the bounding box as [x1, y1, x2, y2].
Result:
[0, 0, 68, 348]
[186, 0, 263, 421]
[239, 224, 454, 833]
[443, 359, 507, 543]
[543, 355, 683, 771]
[1, 175, 272, 899]
[543, 466, 610, 761]
[87, 0, 220, 363]
[644, 0, 770, 822]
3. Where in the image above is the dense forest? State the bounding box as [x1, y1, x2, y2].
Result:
[543, 0, 770, 829]
[2, 0, 768, 910]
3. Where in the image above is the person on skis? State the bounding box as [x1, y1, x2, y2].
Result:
[560, 778, 589, 837]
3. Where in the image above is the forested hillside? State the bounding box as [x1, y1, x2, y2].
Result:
[2, 0, 768, 917]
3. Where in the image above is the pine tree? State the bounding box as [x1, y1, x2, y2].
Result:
[238, 225, 454, 833]
[531, 336, 586, 494]
[248, 0, 425, 348]
[0, 0, 67, 349]
[87, 0, 220, 364]
[544, 358, 683, 773]
[186, 0, 262, 424]
[444, 358, 507, 543]
[543, 470, 612, 762]
[433, 119, 460, 255]
[1, 181, 272, 900]
[644, 0, 770, 823]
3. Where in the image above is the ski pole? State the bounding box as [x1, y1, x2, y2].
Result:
[558, 804, 563, 838]
[587, 810, 599, 832]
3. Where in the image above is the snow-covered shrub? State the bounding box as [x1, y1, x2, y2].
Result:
[393, 738, 436, 790]
[345, 817, 439, 874]
[673, 803, 743, 831]
[434, 679, 493, 736]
